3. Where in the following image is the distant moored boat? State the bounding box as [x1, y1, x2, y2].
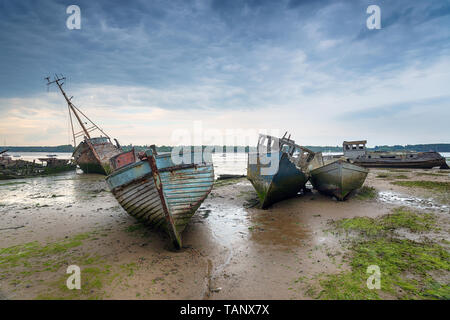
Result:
[343, 140, 449, 169]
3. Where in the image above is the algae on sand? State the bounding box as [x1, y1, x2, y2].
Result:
[213, 177, 246, 188]
[0, 231, 126, 300]
[316, 238, 450, 300]
[313, 207, 449, 300]
[334, 207, 438, 236]
[391, 180, 450, 193]
[355, 186, 377, 200]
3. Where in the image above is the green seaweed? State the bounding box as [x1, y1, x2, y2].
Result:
[391, 180, 450, 193]
[416, 172, 446, 177]
[316, 238, 450, 300]
[355, 186, 377, 200]
[314, 208, 449, 300]
[0, 232, 91, 269]
[334, 207, 437, 236]
[125, 224, 144, 233]
[0, 181, 28, 186]
[213, 177, 245, 188]
[376, 173, 409, 179]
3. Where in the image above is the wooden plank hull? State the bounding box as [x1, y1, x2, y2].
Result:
[247, 151, 308, 209]
[310, 160, 368, 200]
[106, 151, 214, 248]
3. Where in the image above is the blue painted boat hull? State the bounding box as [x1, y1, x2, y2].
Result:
[106, 151, 214, 248]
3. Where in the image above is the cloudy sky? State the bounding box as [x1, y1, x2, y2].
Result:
[0, 0, 449, 147]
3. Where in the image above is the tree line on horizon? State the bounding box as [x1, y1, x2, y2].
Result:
[2, 143, 450, 153]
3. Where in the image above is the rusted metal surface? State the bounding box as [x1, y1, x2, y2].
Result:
[72, 138, 122, 175]
[106, 151, 214, 248]
[310, 158, 368, 200]
[109, 149, 136, 171]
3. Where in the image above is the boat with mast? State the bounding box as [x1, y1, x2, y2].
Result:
[46, 75, 122, 175]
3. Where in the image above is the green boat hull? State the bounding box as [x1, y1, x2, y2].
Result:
[78, 162, 107, 175]
[247, 151, 308, 209]
[310, 159, 369, 200]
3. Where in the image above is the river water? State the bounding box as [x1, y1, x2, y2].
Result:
[4, 151, 449, 176]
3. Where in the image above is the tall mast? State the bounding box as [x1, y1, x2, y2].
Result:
[46, 75, 110, 146]
[46, 76, 90, 144]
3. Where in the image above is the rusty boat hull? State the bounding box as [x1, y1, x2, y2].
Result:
[247, 151, 308, 209]
[73, 137, 122, 175]
[310, 159, 369, 200]
[106, 150, 214, 248]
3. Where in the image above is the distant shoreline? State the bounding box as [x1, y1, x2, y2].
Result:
[2, 143, 450, 153]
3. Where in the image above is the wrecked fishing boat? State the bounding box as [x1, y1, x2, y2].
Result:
[309, 156, 369, 200]
[37, 157, 77, 174]
[106, 147, 214, 248]
[0, 149, 10, 160]
[247, 133, 318, 209]
[0, 156, 75, 180]
[47, 75, 122, 175]
[343, 140, 449, 169]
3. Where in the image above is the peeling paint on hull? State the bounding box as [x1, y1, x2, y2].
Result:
[73, 138, 121, 175]
[106, 151, 214, 248]
[247, 151, 308, 209]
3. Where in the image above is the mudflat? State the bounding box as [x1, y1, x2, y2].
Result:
[0, 168, 448, 299]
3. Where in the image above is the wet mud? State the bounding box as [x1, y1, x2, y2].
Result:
[0, 167, 448, 299]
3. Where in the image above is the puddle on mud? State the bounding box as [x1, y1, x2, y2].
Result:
[198, 180, 317, 288]
[247, 209, 310, 247]
[0, 171, 115, 211]
[378, 191, 449, 213]
[199, 201, 249, 275]
[201, 181, 312, 252]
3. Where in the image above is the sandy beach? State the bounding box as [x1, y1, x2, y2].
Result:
[0, 167, 449, 300]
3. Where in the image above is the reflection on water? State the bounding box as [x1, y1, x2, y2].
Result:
[211, 153, 247, 178]
[5, 152, 73, 162]
[0, 171, 107, 208]
[0, 153, 251, 207]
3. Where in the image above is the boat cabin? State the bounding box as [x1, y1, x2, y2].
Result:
[256, 133, 316, 170]
[257, 133, 299, 156]
[89, 136, 111, 145]
[343, 140, 367, 159]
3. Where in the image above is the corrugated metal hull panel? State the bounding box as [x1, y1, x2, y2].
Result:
[161, 164, 214, 234]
